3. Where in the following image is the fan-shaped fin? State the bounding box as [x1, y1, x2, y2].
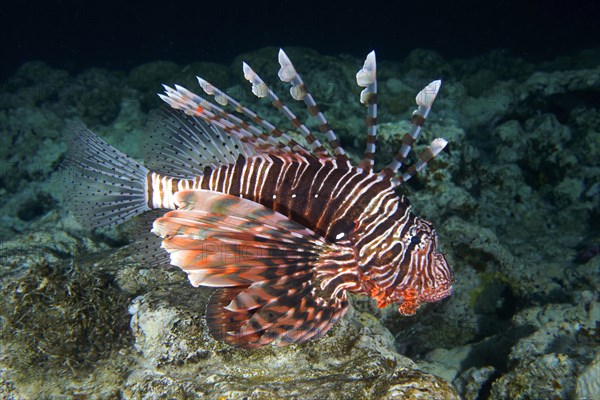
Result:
[145, 107, 256, 178]
[127, 209, 172, 268]
[206, 277, 349, 348]
[151, 189, 354, 348]
[152, 190, 327, 285]
[61, 121, 150, 229]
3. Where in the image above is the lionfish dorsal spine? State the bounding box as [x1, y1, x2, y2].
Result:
[242, 60, 331, 158]
[176, 82, 284, 151]
[196, 76, 303, 153]
[160, 84, 276, 151]
[277, 49, 349, 164]
[356, 50, 378, 172]
[400, 137, 448, 182]
[384, 79, 444, 183]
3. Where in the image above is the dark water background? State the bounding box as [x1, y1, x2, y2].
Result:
[2, 0, 599, 80]
[1, 1, 599, 399]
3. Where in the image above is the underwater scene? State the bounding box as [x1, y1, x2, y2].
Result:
[1, 2, 599, 400]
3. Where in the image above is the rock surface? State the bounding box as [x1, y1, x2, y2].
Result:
[0, 229, 459, 398]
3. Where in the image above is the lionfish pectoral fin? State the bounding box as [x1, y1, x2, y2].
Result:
[209, 240, 354, 348]
[151, 189, 351, 348]
[207, 277, 349, 348]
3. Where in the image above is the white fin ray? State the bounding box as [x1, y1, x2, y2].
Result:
[416, 80, 442, 111]
[356, 50, 377, 104]
[385, 80, 444, 181]
[277, 49, 297, 83]
[399, 137, 448, 183]
[356, 51, 379, 172]
[276, 49, 349, 163]
[196, 76, 308, 154]
[242, 59, 329, 157]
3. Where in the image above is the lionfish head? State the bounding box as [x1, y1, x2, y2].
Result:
[385, 217, 454, 316]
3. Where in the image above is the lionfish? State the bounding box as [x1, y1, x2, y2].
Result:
[64, 49, 454, 348]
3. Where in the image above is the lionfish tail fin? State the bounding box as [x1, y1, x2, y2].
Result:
[277, 49, 349, 164]
[384, 80, 444, 182]
[356, 50, 378, 172]
[61, 122, 150, 229]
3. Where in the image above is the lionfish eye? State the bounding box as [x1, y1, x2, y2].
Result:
[410, 236, 421, 245]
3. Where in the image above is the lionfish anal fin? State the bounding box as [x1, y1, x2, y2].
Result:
[151, 189, 352, 348]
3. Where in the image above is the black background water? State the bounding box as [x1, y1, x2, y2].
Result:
[1, 0, 599, 80]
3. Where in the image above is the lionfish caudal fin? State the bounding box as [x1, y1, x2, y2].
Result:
[158, 49, 447, 184]
[61, 104, 261, 229]
[152, 189, 354, 348]
[61, 121, 151, 229]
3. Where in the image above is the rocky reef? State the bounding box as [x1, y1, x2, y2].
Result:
[0, 47, 598, 399]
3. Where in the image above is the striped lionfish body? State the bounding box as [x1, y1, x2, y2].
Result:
[64, 50, 454, 348]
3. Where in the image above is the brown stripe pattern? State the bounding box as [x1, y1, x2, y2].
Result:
[153, 51, 454, 346]
[148, 150, 453, 316]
